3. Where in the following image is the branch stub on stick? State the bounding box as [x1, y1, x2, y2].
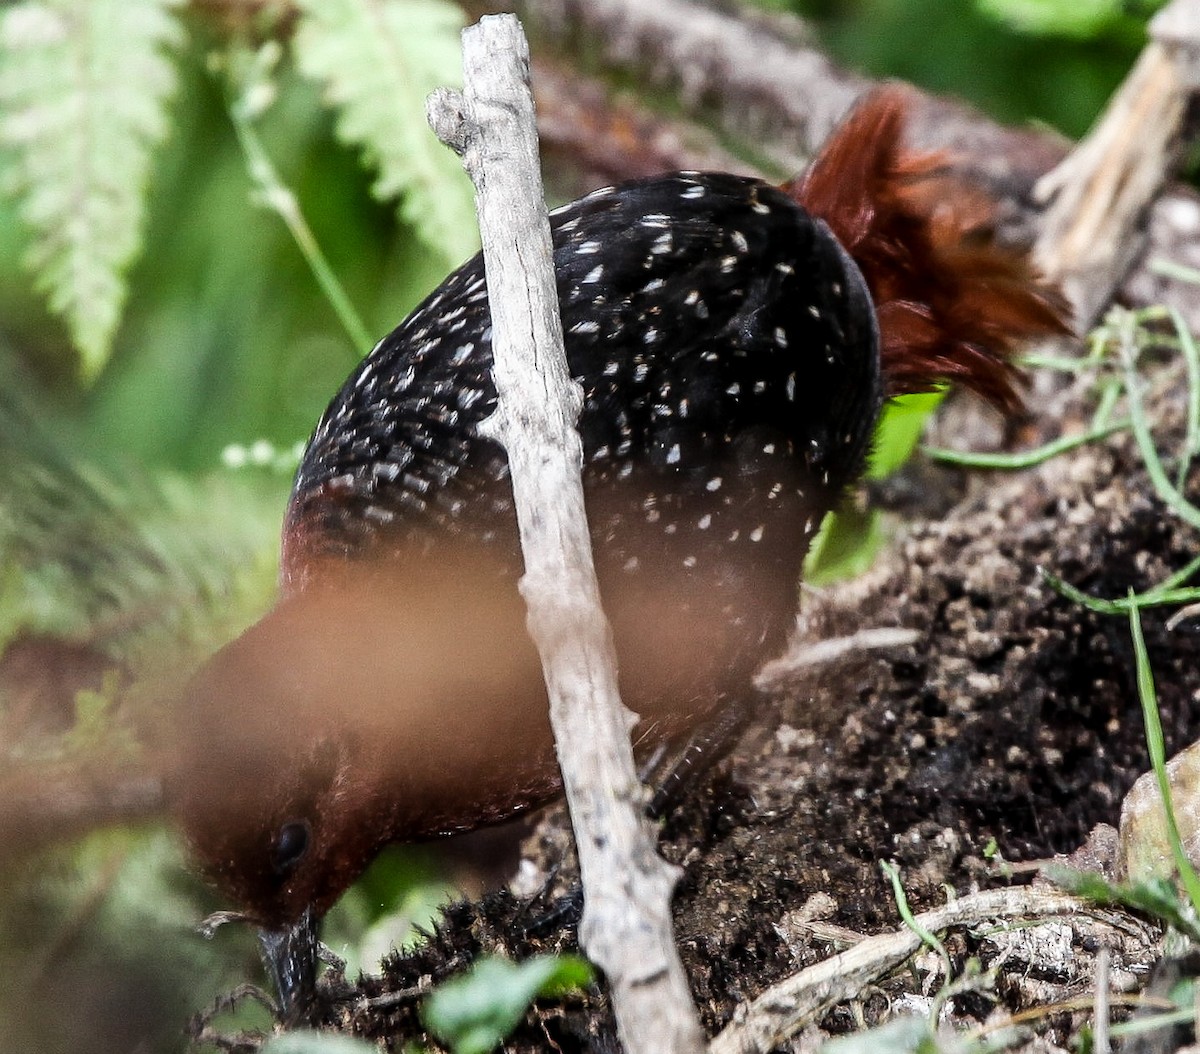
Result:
[427, 14, 705, 1054]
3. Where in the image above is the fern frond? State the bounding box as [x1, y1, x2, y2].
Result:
[0, 0, 183, 380]
[292, 0, 479, 270]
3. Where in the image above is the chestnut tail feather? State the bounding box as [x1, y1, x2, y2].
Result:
[784, 84, 1071, 415]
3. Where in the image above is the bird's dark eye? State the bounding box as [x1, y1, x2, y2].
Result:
[270, 820, 311, 877]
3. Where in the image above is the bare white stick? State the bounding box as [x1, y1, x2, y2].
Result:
[426, 15, 705, 1054]
[1093, 945, 1112, 1054]
[754, 626, 920, 690]
[1033, 0, 1200, 329]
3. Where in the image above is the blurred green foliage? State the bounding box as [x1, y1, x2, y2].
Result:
[0, 5, 477, 1052]
[0, 828, 265, 1054]
[423, 953, 594, 1054]
[782, 0, 1162, 139]
[977, 0, 1162, 40]
[0, 0, 184, 379]
[322, 846, 457, 980]
[261, 1033, 380, 1054]
[0, 7, 468, 468]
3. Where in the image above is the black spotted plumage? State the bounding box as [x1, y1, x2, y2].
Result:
[283, 172, 879, 734]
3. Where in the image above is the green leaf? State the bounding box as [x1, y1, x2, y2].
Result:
[292, 0, 479, 272]
[0, 0, 184, 379]
[423, 954, 594, 1054]
[975, 0, 1161, 38]
[868, 391, 944, 480]
[803, 506, 885, 586]
[804, 393, 941, 585]
[820, 1016, 932, 1053]
[261, 1032, 379, 1054]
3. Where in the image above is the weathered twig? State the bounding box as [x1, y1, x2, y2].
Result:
[1033, 0, 1200, 329]
[426, 15, 705, 1054]
[498, 0, 1069, 195]
[512, 0, 863, 176]
[708, 887, 1126, 1054]
[1093, 945, 1112, 1054]
[531, 57, 756, 193]
[754, 626, 920, 691]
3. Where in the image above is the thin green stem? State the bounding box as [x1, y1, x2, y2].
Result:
[1128, 598, 1200, 916]
[1157, 552, 1200, 593]
[1040, 562, 1200, 615]
[924, 419, 1129, 469]
[1150, 258, 1200, 286]
[1131, 305, 1173, 325]
[1017, 353, 1095, 374]
[1108, 1004, 1196, 1039]
[226, 94, 373, 355]
[1091, 378, 1123, 430]
[880, 861, 952, 983]
[1116, 311, 1200, 531]
[1170, 306, 1200, 491]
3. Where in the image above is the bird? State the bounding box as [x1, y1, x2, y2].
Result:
[169, 85, 1068, 1021]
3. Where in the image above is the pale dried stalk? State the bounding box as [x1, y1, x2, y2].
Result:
[709, 887, 1123, 1054]
[1034, 0, 1200, 329]
[515, 0, 863, 175]
[754, 626, 920, 691]
[426, 15, 705, 1054]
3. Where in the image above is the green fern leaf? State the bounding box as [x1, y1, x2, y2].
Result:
[0, 0, 183, 380]
[292, 0, 479, 271]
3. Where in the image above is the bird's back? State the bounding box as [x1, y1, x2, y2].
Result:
[283, 173, 879, 727]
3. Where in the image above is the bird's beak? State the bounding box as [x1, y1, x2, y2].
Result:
[257, 907, 318, 1023]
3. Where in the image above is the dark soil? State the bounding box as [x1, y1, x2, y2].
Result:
[278, 363, 1200, 1051]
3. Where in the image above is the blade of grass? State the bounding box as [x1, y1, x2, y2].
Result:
[924, 418, 1129, 469]
[1150, 258, 1200, 286]
[1169, 306, 1200, 491]
[1108, 1004, 1197, 1039]
[1128, 597, 1200, 916]
[1046, 868, 1200, 942]
[1089, 322, 1114, 361]
[1116, 311, 1200, 532]
[1017, 353, 1097, 373]
[1091, 378, 1123, 429]
[879, 861, 952, 984]
[1040, 554, 1200, 614]
[1042, 574, 1200, 614]
[1156, 553, 1200, 593]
